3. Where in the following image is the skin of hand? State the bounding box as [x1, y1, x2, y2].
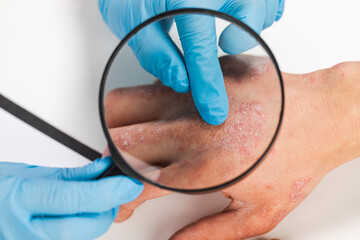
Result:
[99, 0, 285, 125]
[0, 157, 143, 240]
[104, 56, 360, 239]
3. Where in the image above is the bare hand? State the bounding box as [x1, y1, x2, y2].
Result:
[104, 56, 360, 239]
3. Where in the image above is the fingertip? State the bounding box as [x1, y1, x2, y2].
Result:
[196, 93, 229, 126]
[199, 104, 229, 126]
[88, 156, 114, 176]
[57, 157, 113, 181]
[100, 155, 113, 165]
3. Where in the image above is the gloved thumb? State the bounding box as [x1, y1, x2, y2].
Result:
[17, 175, 144, 215]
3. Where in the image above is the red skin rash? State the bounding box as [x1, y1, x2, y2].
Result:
[216, 102, 265, 157]
[113, 102, 266, 157]
[119, 85, 168, 99]
[289, 177, 311, 202]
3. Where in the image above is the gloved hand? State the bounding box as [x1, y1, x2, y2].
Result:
[99, 0, 285, 125]
[0, 157, 143, 240]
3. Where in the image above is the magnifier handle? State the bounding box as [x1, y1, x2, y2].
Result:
[96, 164, 126, 179]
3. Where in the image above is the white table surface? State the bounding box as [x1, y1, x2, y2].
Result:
[1, 0, 360, 239]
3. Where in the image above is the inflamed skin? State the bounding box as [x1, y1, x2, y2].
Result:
[104, 56, 360, 240]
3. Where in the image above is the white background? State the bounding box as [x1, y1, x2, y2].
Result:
[1, 0, 360, 239]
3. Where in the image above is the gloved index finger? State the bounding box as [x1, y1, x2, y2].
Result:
[175, 14, 229, 125]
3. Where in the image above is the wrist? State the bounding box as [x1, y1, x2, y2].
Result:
[310, 62, 360, 170]
[281, 66, 359, 175]
[326, 62, 360, 167]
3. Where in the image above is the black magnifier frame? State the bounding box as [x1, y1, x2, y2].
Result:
[99, 8, 285, 194]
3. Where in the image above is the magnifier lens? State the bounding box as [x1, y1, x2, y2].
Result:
[101, 11, 283, 191]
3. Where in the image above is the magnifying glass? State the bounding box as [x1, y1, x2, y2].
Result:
[98, 8, 284, 193]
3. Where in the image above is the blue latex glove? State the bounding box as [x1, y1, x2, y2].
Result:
[0, 157, 143, 240]
[99, 0, 285, 125]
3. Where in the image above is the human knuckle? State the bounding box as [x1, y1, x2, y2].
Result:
[332, 62, 359, 80]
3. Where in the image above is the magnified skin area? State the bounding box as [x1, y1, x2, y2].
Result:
[104, 57, 360, 239]
[106, 55, 281, 188]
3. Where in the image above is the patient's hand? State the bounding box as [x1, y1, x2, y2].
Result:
[104, 56, 360, 239]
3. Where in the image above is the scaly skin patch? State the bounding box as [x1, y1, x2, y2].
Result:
[119, 84, 173, 99]
[114, 125, 146, 149]
[290, 177, 311, 202]
[215, 103, 265, 157]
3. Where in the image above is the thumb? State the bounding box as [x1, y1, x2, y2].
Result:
[55, 156, 113, 181]
[219, 0, 266, 54]
[170, 201, 274, 240]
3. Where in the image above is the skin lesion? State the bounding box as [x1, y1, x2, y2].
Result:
[213, 102, 266, 158]
[107, 56, 360, 239]
[105, 54, 283, 188]
[289, 177, 311, 203]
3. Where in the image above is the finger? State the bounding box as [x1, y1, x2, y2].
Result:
[129, 24, 189, 93]
[104, 84, 181, 128]
[109, 122, 181, 223]
[31, 208, 118, 240]
[275, 0, 285, 21]
[263, 0, 279, 29]
[219, 0, 266, 54]
[168, 4, 228, 125]
[102, 146, 111, 158]
[99, 0, 188, 92]
[114, 152, 241, 223]
[115, 182, 170, 222]
[0, 162, 39, 176]
[170, 203, 270, 240]
[55, 156, 113, 181]
[0, 158, 111, 181]
[18, 175, 143, 215]
[171, 210, 238, 240]
[109, 121, 185, 166]
[151, 152, 240, 189]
